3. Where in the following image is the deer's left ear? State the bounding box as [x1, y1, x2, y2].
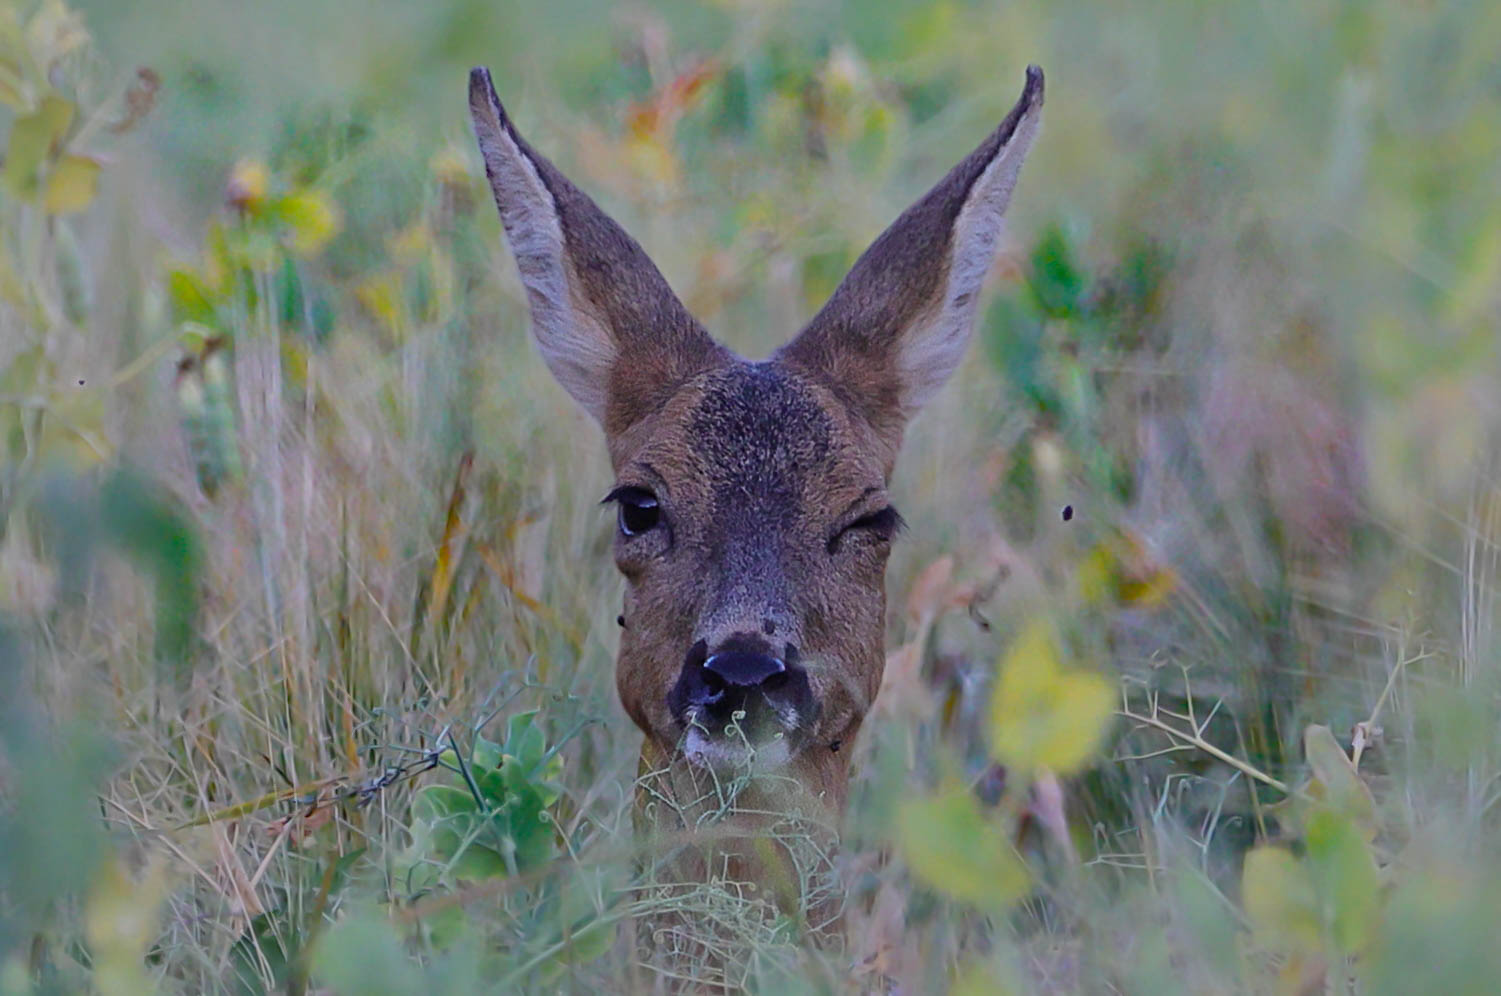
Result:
[778, 66, 1043, 453]
[469, 67, 729, 437]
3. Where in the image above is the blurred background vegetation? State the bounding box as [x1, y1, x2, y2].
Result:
[2, 0, 1500, 991]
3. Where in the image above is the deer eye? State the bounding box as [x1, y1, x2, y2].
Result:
[605, 486, 662, 537]
[828, 505, 905, 554]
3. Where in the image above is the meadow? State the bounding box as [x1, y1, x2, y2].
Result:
[3, 0, 1501, 991]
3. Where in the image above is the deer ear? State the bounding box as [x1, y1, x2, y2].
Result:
[469, 67, 728, 434]
[778, 65, 1043, 449]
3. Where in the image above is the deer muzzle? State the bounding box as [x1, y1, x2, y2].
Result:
[667, 635, 817, 770]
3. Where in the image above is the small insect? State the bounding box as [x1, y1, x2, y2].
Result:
[1061, 504, 1074, 522]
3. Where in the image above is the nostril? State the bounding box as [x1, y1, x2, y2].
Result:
[704, 651, 785, 688]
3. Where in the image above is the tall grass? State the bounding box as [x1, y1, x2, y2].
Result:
[3, 0, 1501, 991]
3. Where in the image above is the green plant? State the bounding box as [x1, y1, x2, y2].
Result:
[400, 711, 565, 892]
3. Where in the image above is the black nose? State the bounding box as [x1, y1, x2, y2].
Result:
[667, 635, 811, 734]
[703, 649, 786, 692]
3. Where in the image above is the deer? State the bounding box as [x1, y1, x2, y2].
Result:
[468, 63, 1043, 937]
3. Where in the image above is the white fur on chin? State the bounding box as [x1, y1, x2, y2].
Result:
[683, 725, 793, 774]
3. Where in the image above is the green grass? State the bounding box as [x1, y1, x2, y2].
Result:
[4, 0, 1501, 991]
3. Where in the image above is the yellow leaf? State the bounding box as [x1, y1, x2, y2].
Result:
[990, 622, 1115, 775]
[1075, 543, 1116, 606]
[85, 857, 167, 996]
[174, 775, 343, 829]
[1242, 846, 1321, 954]
[274, 191, 340, 255]
[4, 94, 74, 197]
[0, 8, 29, 109]
[897, 782, 1029, 909]
[624, 133, 679, 190]
[0, 239, 28, 305]
[1118, 562, 1178, 607]
[355, 272, 406, 340]
[430, 144, 469, 182]
[387, 221, 432, 265]
[0, 59, 26, 111]
[38, 384, 110, 468]
[424, 451, 473, 635]
[951, 961, 1021, 996]
[42, 153, 98, 214]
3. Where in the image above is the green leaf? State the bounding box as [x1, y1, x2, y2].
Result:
[471, 764, 508, 808]
[97, 471, 201, 685]
[312, 911, 423, 996]
[166, 269, 218, 326]
[54, 221, 89, 324]
[421, 901, 468, 952]
[471, 735, 503, 773]
[800, 244, 854, 312]
[1, 344, 47, 463]
[539, 917, 617, 982]
[496, 774, 555, 873]
[503, 710, 547, 774]
[1173, 870, 1239, 974]
[1304, 724, 1376, 836]
[228, 910, 294, 996]
[984, 294, 1054, 412]
[0, 343, 46, 394]
[896, 782, 1029, 909]
[1028, 224, 1084, 318]
[1367, 858, 1501, 996]
[412, 785, 480, 825]
[445, 841, 509, 881]
[1305, 810, 1379, 953]
[42, 153, 99, 214]
[990, 621, 1115, 775]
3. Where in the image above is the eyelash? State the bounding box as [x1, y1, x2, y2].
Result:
[603, 486, 662, 538]
[828, 506, 905, 554]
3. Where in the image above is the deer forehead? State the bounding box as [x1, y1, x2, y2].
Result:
[616, 361, 886, 529]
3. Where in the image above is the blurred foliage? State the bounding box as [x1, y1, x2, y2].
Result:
[1, 0, 1500, 991]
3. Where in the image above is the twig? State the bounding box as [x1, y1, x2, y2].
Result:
[1118, 704, 1294, 796]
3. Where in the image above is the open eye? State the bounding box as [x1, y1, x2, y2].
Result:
[828, 505, 905, 554]
[604, 486, 661, 537]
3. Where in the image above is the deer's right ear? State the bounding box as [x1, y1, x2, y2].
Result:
[778, 66, 1043, 461]
[468, 67, 728, 434]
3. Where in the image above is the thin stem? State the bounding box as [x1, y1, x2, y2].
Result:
[1118, 707, 1295, 797]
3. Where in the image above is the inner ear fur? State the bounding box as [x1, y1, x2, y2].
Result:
[778, 65, 1044, 451]
[468, 67, 729, 436]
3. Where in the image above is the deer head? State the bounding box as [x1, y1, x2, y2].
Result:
[469, 65, 1042, 804]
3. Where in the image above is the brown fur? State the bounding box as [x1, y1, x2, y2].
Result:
[468, 64, 1044, 929]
